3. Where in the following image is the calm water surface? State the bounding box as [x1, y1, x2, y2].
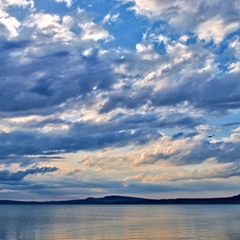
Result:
[0, 205, 239, 240]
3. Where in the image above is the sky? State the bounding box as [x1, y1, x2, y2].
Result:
[0, 0, 239, 201]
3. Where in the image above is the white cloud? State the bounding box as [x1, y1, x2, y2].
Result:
[228, 61, 239, 73]
[103, 12, 120, 24]
[0, 9, 20, 39]
[103, 13, 111, 23]
[232, 127, 240, 133]
[135, 43, 159, 60]
[128, 0, 239, 37]
[80, 21, 113, 42]
[62, 15, 74, 28]
[0, 0, 34, 8]
[179, 35, 189, 44]
[0, 0, 33, 39]
[148, 34, 169, 44]
[197, 18, 239, 44]
[27, 13, 61, 29]
[128, 0, 200, 20]
[166, 42, 192, 64]
[111, 13, 120, 23]
[24, 13, 74, 43]
[55, 0, 73, 8]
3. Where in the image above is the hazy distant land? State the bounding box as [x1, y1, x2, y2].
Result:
[0, 194, 239, 205]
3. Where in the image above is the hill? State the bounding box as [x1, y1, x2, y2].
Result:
[0, 194, 239, 205]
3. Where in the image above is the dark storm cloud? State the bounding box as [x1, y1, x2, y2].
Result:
[0, 155, 63, 168]
[171, 132, 184, 140]
[71, 112, 202, 135]
[21, 117, 69, 129]
[0, 111, 204, 159]
[0, 39, 31, 50]
[152, 73, 240, 112]
[99, 71, 239, 114]
[0, 167, 58, 181]
[0, 156, 36, 167]
[171, 131, 199, 140]
[99, 87, 152, 113]
[0, 119, 162, 158]
[0, 131, 47, 157]
[0, 42, 115, 115]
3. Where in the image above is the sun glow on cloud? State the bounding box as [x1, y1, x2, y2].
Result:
[0, 0, 239, 200]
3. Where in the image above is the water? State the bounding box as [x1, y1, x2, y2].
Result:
[0, 205, 239, 240]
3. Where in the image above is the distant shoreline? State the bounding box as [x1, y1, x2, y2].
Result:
[0, 194, 239, 205]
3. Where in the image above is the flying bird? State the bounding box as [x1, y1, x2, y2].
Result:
[207, 135, 215, 138]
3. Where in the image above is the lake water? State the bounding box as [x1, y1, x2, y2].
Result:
[0, 205, 239, 240]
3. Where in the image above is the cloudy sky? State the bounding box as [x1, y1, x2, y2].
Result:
[0, 0, 239, 201]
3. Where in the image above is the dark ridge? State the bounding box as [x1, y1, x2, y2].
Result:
[0, 194, 239, 205]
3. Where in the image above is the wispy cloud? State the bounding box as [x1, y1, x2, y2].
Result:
[0, 167, 58, 181]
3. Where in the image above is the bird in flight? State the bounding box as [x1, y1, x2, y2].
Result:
[207, 135, 215, 138]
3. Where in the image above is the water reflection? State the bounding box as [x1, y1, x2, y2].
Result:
[0, 205, 239, 240]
